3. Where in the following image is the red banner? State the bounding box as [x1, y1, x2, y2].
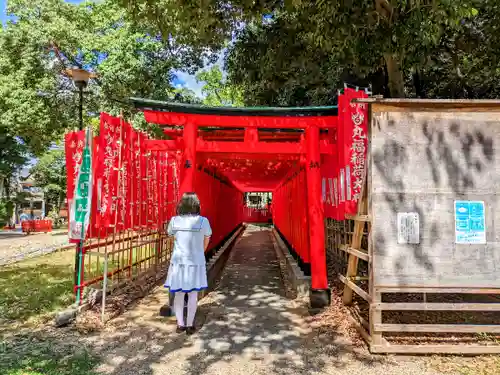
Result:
[125, 127, 137, 230]
[132, 131, 142, 229]
[65, 131, 85, 204]
[321, 154, 338, 219]
[342, 88, 368, 215]
[118, 120, 131, 231]
[98, 113, 121, 228]
[89, 135, 104, 238]
[66, 113, 183, 240]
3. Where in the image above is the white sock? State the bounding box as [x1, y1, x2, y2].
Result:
[186, 291, 198, 327]
[174, 292, 186, 327]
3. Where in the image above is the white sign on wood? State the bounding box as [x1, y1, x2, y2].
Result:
[397, 212, 420, 244]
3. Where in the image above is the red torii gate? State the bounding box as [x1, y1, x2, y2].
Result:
[130, 98, 340, 306]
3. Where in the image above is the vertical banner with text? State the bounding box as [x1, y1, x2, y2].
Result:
[69, 127, 93, 242]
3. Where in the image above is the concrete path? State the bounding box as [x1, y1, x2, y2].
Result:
[83, 225, 439, 375]
[0, 229, 70, 265]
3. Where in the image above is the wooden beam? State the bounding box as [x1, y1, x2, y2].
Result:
[374, 324, 500, 333]
[374, 302, 500, 311]
[197, 140, 334, 155]
[370, 343, 500, 355]
[375, 286, 500, 294]
[339, 274, 371, 302]
[338, 244, 370, 262]
[343, 221, 365, 304]
[145, 110, 338, 129]
[345, 214, 371, 222]
[144, 138, 334, 155]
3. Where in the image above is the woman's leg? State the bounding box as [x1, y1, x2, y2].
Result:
[173, 292, 186, 327]
[186, 291, 198, 327]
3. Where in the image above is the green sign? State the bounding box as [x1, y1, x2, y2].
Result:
[69, 127, 93, 241]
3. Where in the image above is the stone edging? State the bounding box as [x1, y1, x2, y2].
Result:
[271, 227, 311, 301]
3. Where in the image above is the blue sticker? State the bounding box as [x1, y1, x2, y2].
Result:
[454, 201, 486, 244]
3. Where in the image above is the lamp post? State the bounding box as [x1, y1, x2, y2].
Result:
[65, 68, 95, 130]
[64, 67, 95, 292]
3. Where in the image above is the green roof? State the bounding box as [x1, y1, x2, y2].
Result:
[129, 97, 338, 117]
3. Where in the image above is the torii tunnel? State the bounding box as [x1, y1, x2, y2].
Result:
[127, 91, 366, 308]
[67, 88, 368, 309]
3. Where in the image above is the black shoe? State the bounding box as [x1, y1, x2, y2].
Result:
[186, 326, 196, 335]
[176, 326, 186, 333]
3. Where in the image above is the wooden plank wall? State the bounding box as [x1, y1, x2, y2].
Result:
[370, 108, 500, 288]
[331, 100, 500, 354]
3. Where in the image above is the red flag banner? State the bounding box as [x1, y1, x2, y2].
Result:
[343, 88, 368, 215]
[65, 131, 86, 204]
[89, 135, 105, 238]
[118, 120, 132, 231]
[321, 154, 337, 219]
[99, 113, 121, 228]
[336, 92, 350, 220]
[126, 126, 137, 230]
[140, 133, 149, 228]
[133, 131, 142, 229]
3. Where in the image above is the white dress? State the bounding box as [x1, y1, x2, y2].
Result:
[164, 215, 212, 293]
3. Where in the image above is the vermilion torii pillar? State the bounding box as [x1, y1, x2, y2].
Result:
[305, 125, 330, 308]
[179, 123, 198, 194]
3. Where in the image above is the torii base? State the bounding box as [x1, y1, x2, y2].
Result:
[309, 288, 331, 311]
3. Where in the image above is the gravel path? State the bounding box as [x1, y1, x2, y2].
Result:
[78, 225, 441, 375]
[0, 230, 70, 266]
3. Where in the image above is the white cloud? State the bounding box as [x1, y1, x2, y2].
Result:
[172, 48, 227, 99]
[174, 70, 206, 98]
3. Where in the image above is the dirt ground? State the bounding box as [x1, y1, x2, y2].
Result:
[0, 229, 69, 265]
[2, 225, 499, 375]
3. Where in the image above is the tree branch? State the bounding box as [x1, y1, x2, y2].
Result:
[374, 0, 393, 21]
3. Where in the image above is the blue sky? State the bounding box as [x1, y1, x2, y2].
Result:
[0, 0, 8, 23]
[1, 0, 83, 23]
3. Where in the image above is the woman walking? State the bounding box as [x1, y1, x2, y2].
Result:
[164, 192, 212, 335]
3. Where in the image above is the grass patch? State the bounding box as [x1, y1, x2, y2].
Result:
[0, 249, 102, 374]
[0, 332, 100, 375]
[0, 249, 76, 328]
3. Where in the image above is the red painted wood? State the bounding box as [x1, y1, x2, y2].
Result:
[145, 110, 337, 129]
[306, 126, 328, 290]
[144, 139, 335, 155]
[179, 123, 197, 195]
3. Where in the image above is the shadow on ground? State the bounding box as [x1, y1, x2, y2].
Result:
[66, 226, 385, 375]
[1, 328, 100, 375]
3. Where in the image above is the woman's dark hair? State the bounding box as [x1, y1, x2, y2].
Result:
[176, 192, 201, 215]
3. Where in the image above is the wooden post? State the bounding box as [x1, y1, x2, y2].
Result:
[179, 122, 197, 195]
[305, 125, 330, 308]
[342, 174, 368, 305]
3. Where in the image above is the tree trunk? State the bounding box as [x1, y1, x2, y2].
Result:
[57, 192, 63, 219]
[413, 70, 426, 98]
[5, 175, 11, 200]
[383, 53, 405, 98]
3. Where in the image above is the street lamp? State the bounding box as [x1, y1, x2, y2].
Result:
[65, 68, 96, 130]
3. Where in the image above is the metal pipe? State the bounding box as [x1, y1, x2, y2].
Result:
[78, 85, 84, 131]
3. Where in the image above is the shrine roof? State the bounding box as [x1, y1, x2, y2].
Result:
[129, 97, 338, 117]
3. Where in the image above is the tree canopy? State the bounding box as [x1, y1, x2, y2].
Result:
[116, 0, 500, 104]
[196, 65, 243, 106]
[225, 0, 500, 104]
[0, 0, 210, 158]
